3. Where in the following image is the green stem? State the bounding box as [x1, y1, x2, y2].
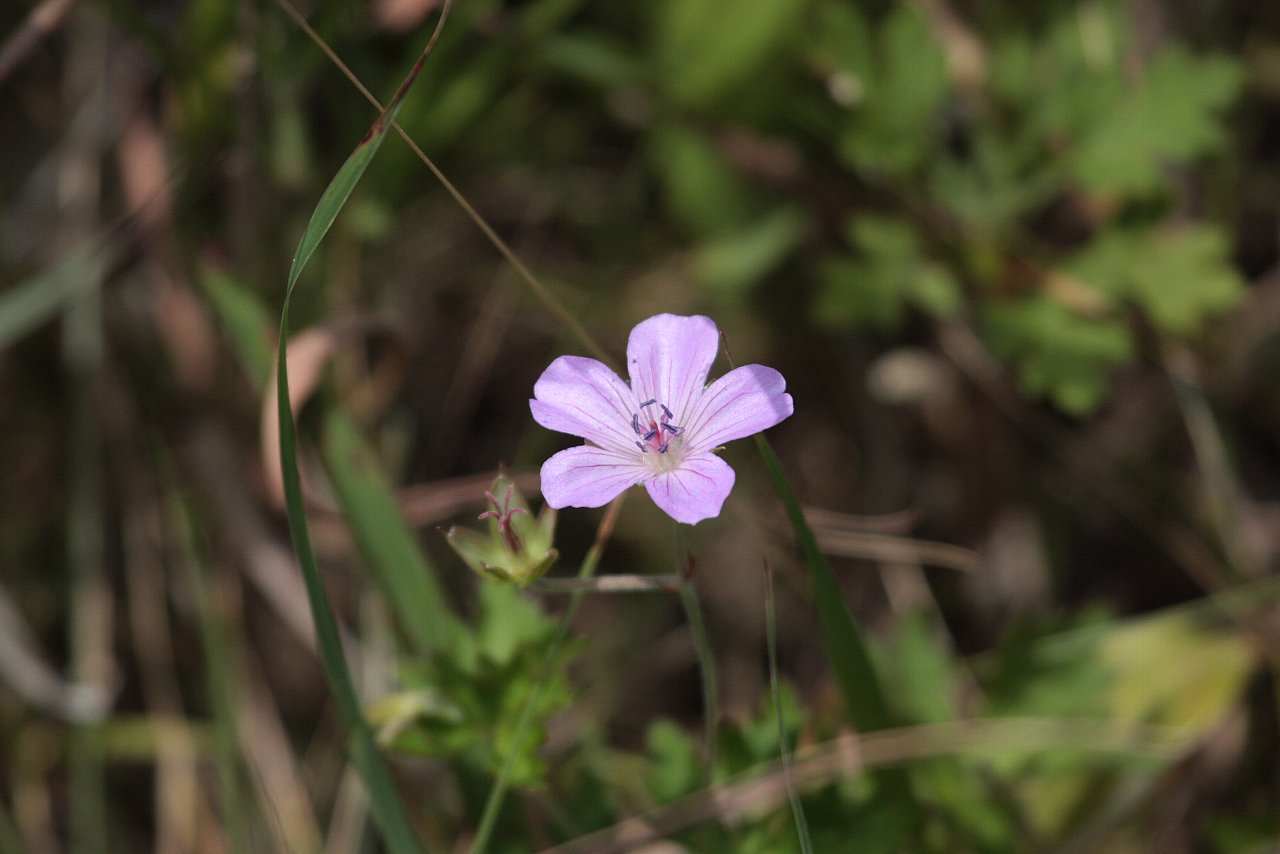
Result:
[469, 496, 625, 854]
[765, 563, 812, 854]
[676, 524, 718, 780]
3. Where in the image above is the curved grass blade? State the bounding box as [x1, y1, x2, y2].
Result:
[274, 6, 454, 852]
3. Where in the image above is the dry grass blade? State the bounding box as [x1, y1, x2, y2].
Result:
[0, 0, 77, 83]
[812, 528, 979, 573]
[538, 718, 1190, 854]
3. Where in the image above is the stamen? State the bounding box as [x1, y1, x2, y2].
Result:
[661, 422, 680, 435]
[660, 404, 674, 420]
[636, 441, 648, 453]
[643, 428, 658, 441]
[631, 413, 641, 435]
[658, 442, 669, 453]
[639, 399, 657, 408]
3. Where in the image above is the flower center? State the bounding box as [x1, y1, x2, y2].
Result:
[630, 399, 682, 461]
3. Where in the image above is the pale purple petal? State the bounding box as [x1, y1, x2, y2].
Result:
[539, 445, 648, 509]
[681, 364, 793, 453]
[626, 314, 720, 425]
[531, 355, 639, 454]
[644, 453, 735, 524]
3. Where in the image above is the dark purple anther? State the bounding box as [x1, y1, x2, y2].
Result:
[636, 441, 648, 453]
[640, 399, 657, 408]
[658, 442, 669, 453]
[660, 404, 674, 420]
[632, 413, 641, 435]
[661, 422, 680, 435]
[643, 428, 658, 441]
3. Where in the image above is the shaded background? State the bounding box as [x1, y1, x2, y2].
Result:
[3, 0, 1280, 850]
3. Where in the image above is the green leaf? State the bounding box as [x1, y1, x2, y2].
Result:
[837, 7, 949, 176]
[1124, 228, 1244, 336]
[886, 610, 957, 724]
[649, 124, 758, 236]
[1100, 608, 1252, 730]
[654, 0, 807, 108]
[1071, 47, 1242, 196]
[983, 295, 1133, 414]
[693, 207, 808, 294]
[1063, 226, 1244, 337]
[814, 215, 959, 329]
[646, 720, 701, 802]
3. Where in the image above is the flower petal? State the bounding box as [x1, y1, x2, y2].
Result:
[539, 445, 648, 509]
[681, 364, 793, 453]
[644, 453, 735, 524]
[626, 314, 720, 426]
[531, 355, 639, 454]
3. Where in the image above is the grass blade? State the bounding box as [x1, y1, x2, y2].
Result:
[754, 435, 895, 732]
[321, 410, 463, 655]
[0, 242, 106, 350]
[272, 7, 455, 852]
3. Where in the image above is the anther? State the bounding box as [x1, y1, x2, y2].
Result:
[643, 428, 658, 441]
[635, 441, 648, 453]
[639, 399, 657, 408]
[631, 413, 641, 435]
[661, 422, 680, 435]
[660, 404, 674, 420]
[658, 442, 669, 453]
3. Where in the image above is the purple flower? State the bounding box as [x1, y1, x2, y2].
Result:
[530, 314, 794, 524]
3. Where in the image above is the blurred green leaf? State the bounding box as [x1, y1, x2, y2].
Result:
[1100, 608, 1252, 730]
[199, 268, 274, 386]
[646, 720, 701, 802]
[1124, 228, 1244, 336]
[0, 243, 105, 351]
[322, 411, 462, 656]
[654, 0, 806, 108]
[837, 7, 949, 176]
[983, 295, 1133, 414]
[1071, 47, 1242, 196]
[886, 610, 957, 725]
[537, 34, 643, 89]
[1065, 226, 1244, 336]
[649, 124, 758, 236]
[815, 215, 959, 329]
[693, 206, 808, 294]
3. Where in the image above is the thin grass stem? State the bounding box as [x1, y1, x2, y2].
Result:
[276, 0, 615, 370]
[764, 562, 813, 854]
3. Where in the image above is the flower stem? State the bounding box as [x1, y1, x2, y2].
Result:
[676, 524, 718, 781]
[469, 495, 625, 854]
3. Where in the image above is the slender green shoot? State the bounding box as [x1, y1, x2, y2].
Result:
[469, 495, 625, 854]
[764, 562, 813, 854]
[163, 465, 252, 851]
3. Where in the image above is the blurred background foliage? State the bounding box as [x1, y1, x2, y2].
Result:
[4, 0, 1280, 850]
